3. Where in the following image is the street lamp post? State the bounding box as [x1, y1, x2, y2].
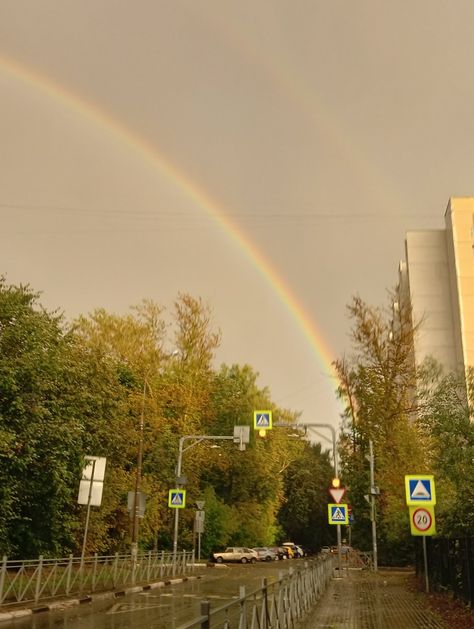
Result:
[274, 422, 342, 572]
[172, 429, 249, 556]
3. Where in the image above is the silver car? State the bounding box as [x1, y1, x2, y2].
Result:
[252, 547, 277, 562]
[212, 547, 258, 564]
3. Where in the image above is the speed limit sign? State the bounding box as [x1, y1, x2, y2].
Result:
[409, 505, 436, 536]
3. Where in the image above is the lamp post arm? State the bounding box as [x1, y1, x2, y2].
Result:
[176, 435, 235, 479]
[274, 422, 338, 477]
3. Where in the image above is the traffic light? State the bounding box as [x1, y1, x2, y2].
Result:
[331, 477, 341, 488]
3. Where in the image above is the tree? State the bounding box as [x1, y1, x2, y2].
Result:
[198, 364, 289, 548]
[0, 276, 341, 557]
[278, 441, 333, 551]
[334, 293, 427, 564]
[417, 362, 474, 536]
[74, 294, 223, 553]
[0, 278, 118, 557]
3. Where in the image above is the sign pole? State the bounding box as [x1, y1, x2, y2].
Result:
[336, 524, 342, 573]
[369, 440, 378, 572]
[405, 473, 436, 593]
[422, 537, 429, 593]
[80, 459, 96, 571]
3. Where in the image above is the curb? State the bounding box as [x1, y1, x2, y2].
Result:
[0, 575, 201, 622]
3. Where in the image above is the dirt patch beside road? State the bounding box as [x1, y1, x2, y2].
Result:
[410, 575, 474, 629]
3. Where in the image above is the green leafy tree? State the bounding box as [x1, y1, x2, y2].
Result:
[0, 279, 125, 557]
[334, 293, 426, 564]
[278, 441, 334, 551]
[198, 486, 238, 557]
[75, 294, 223, 553]
[417, 362, 474, 536]
[1, 276, 344, 558]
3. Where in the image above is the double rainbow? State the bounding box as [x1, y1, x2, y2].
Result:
[1, 55, 340, 396]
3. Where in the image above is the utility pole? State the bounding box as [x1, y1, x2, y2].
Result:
[131, 379, 146, 560]
[369, 440, 378, 571]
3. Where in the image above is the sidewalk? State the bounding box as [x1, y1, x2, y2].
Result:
[298, 568, 447, 628]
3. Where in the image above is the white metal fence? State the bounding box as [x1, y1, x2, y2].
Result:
[0, 550, 195, 607]
[176, 555, 334, 629]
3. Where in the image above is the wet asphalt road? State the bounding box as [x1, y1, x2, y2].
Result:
[5, 560, 299, 629]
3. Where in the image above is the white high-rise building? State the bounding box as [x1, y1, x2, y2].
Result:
[399, 197, 474, 376]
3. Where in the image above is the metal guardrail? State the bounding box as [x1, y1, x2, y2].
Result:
[0, 550, 195, 607]
[176, 555, 334, 629]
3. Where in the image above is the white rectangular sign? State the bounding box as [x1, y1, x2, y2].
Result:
[78, 479, 104, 506]
[82, 456, 107, 481]
[77, 456, 107, 506]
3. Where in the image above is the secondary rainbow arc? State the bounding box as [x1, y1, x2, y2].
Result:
[0, 54, 341, 402]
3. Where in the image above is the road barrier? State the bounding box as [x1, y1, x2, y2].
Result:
[0, 550, 195, 607]
[345, 549, 373, 570]
[176, 555, 333, 629]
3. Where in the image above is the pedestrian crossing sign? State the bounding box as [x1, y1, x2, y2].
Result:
[168, 489, 186, 509]
[328, 503, 348, 525]
[404, 475, 436, 506]
[253, 410, 273, 430]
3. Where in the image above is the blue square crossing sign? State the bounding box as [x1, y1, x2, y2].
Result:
[168, 489, 186, 509]
[404, 475, 436, 506]
[328, 503, 348, 525]
[253, 410, 272, 430]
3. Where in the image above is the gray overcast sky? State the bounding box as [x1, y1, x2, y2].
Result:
[1, 1, 474, 435]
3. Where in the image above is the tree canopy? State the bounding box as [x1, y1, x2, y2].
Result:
[335, 292, 474, 564]
[0, 278, 333, 558]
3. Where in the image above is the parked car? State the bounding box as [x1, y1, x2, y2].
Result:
[272, 546, 290, 560]
[252, 547, 277, 562]
[212, 547, 258, 564]
[283, 542, 304, 558]
[321, 546, 331, 554]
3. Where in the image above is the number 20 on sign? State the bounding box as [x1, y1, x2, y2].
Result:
[409, 505, 436, 536]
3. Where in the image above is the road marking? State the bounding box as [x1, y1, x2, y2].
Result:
[106, 602, 172, 615]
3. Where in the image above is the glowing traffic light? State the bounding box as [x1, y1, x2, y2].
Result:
[331, 477, 341, 488]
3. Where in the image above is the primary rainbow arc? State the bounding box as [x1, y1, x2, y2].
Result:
[0, 54, 340, 403]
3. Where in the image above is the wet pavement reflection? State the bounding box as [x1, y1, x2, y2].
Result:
[5, 561, 300, 629]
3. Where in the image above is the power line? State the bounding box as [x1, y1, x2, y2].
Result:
[0, 202, 439, 222]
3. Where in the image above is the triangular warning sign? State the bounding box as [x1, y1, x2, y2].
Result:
[411, 481, 430, 499]
[256, 414, 269, 427]
[171, 493, 183, 505]
[332, 507, 345, 521]
[329, 488, 346, 503]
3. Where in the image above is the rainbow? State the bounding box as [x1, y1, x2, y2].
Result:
[0, 54, 340, 390]
[195, 6, 393, 211]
